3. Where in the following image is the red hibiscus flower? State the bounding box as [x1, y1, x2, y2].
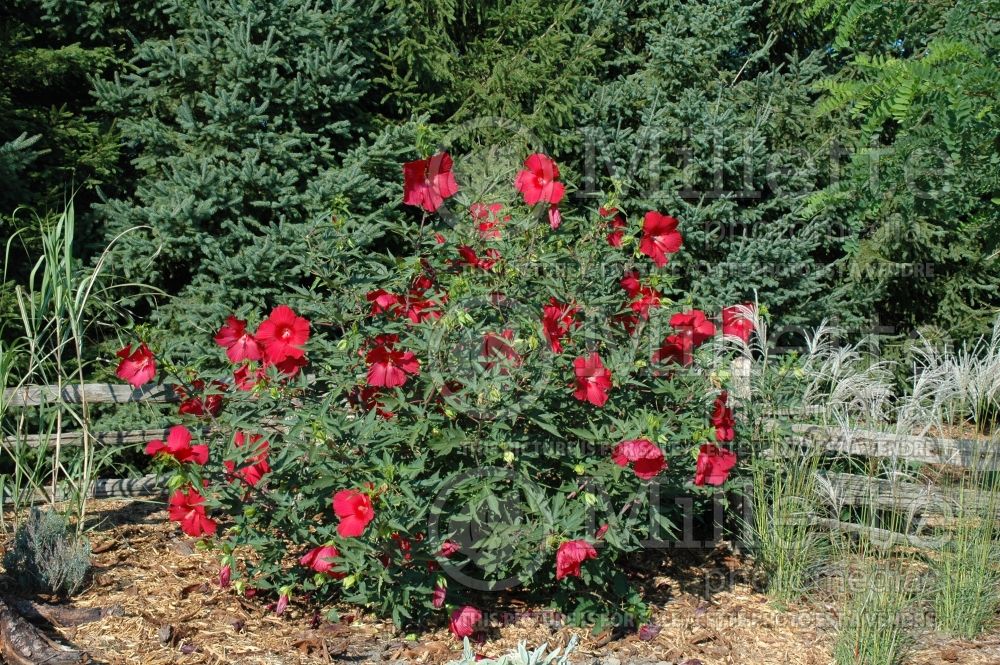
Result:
[365, 336, 420, 388]
[541, 298, 580, 353]
[439, 539, 461, 557]
[694, 444, 738, 486]
[514, 153, 565, 206]
[177, 379, 225, 418]
[620, 271, 661, 323]
[367, 289, 402, 317]
[256, 305, 310, 364]
[653, 309, 716, 366]
[454, 245, 500, 271]
[630, 287, 661, 320]
[234, 363, 265, 391]
[670, 309, 716, 346]
[146, 425, 208, 465]
[223, 431, 270, 486]
[652, 333, 694, 366]
[403, 275, 445, 324]
[333, 489, 375, 538]
[639, 212, 682, 267]
[620, 270, 642, 298]
[611, 439, 667, 480]
[274, 353, 307, 377]
[573, 353, 612, 407]
[300, 545, 344, 578]
[352, 386, 395, 419]
[601, 207, 627, 247]
[115, 343, 156, 387]
[168, 487, 217, 537]
[214, 316, 262, 363]
[404, 296, 440, 324]
[722, 303, 755, 343]
[471, 202, 508, 240]
[403, 152, 459, 213]
[710, 391, 735, 442]
[481, 330, 522, 370]
[555, 539, 598, 580]
[449, 606, 482, 640]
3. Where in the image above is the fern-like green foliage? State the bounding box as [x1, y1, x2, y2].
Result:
[812, 0, 1000, 339]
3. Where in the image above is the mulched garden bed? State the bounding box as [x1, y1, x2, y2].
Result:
[1, 498, 997, 664]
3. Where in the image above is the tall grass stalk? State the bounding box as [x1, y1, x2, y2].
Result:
[901, 325, 1000, 637]
[723, 303, 828, 602]
[732, 314, 1000, 657]
[2, 203, 146, 532]
[832, 560, 918, 665]
[747, 447, 827, 603]
[930, 473, 1000, 638]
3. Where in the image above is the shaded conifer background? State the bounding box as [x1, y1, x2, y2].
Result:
[2, 0, 997, 351]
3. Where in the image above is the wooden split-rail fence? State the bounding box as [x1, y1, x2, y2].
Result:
[1, 382, 180, 504]
[3, 377, 999, 550]
[777, 422, 1000, 549]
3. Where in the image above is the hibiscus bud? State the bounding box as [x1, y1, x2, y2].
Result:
[218, 564, 231, 588]
[596, 524, 609, 540]
[639, 623, 661, 641]
[548, 205, 562, 229]
[432, 582, 447, 609]
[439, 540, 461, 557]
[275, 593, 289, 616]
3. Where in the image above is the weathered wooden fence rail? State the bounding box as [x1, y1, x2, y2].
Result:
[3, 428, 176, 450]
[3, 379, 999, 552]
[0, 475, 164, 506]
[777, 422, 999, 549]
[787, 423, 1000, 470]
[3, 382, 178, 407]
[1, 382, 180, 505]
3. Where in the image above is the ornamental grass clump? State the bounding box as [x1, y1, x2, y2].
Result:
[123, 149, 756, 631]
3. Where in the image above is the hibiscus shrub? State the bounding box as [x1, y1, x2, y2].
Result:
[125, 149, 752, 633]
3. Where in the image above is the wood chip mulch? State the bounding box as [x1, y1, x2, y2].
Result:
[1, 498, 997, 664]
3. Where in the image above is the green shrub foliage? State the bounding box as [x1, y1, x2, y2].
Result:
[135, 150, 750, 630]
[88, 0, 394, 341]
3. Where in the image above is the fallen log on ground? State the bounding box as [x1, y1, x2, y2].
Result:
[6, 598, 121, 628]
[0, 596, 87, 664]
